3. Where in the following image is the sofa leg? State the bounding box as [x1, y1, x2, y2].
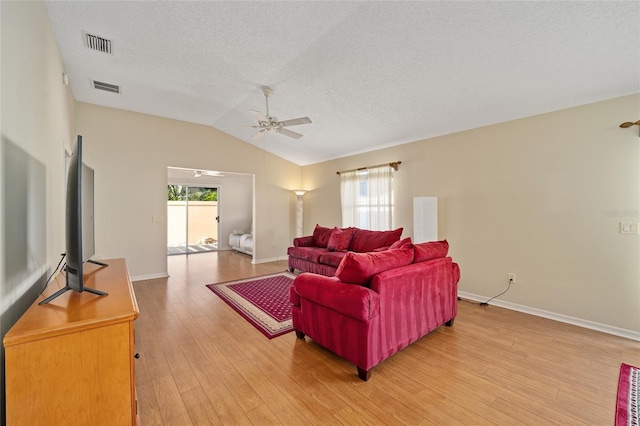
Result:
[357, 367, 371, 381]
[289, 267, 294, 273]
[445, 318, 455, 326]
[295, 330, 305, 339]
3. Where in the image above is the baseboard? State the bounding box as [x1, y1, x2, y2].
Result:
[458, 291, 640, 342]
[252, 255, 288, 265]
[130, 272, 169, 282]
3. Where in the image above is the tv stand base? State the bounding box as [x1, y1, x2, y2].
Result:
[39, 285, 108, 305]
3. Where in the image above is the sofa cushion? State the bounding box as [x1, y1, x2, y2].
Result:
[413, 240, 449, 263]
[349, 228, 403, 253]
[318, 251, 348, 267]
[313, 224, 333, 248]
[327, 227, 354, 251]
[287, 246, 328, 263]
[335, 246, 414, 285]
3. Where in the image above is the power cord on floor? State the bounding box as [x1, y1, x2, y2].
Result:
[480, 277, 513, 306]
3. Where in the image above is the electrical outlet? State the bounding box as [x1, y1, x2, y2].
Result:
[508, 273, 516, 284]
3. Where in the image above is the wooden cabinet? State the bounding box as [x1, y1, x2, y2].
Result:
[3, 259, 139, 426]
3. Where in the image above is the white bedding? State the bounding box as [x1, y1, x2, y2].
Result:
[229, 231, 253, 255]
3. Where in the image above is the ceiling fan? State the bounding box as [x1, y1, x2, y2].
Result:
[246, 86, 312, 141]
[194, 169, 224, 178]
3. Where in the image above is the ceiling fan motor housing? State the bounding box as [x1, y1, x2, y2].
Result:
[261, 86, 273, 97]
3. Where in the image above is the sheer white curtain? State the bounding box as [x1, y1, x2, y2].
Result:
[340, 165, 394, 230]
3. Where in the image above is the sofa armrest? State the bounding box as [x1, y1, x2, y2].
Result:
[293, 273, 380, 321]
[369, 257, 458, 324]
[293, 235, 315, 247]
[453, 262, 460, 285]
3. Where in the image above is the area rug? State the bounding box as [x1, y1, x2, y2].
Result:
[206, 272, 296, 339]
[616, 363, 639, 426]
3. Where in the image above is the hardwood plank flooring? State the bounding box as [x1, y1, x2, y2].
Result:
[133, 251, 640, 425]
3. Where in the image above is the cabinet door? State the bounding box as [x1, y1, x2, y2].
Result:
[6, 323, 133, 426]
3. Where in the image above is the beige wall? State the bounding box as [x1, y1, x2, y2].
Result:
[76, 103, 302, 279]
[1, 1, 76, 421]
[302, 94, 640, 333]
[166, 201, 218, 245]
[1, 1, 74, 307]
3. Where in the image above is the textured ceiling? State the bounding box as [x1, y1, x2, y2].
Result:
[44, 1, 640, 166]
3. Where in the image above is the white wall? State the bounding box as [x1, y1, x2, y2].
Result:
[76, 103, 302, 279]
[302, 94, 640, 335]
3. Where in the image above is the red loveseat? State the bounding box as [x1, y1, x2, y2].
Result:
[288, 225, 403, 276]
[290, 239, 459, 381]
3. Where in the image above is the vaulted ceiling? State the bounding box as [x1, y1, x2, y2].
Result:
[44, 1, 640, 166]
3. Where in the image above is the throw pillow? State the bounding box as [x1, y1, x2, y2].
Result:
[327, 227, 353, 252]
[312, 224, 333, 248]
[335, 246, 415, 285]
[389, 237, 412, 250]
[413, 240, 449, 263]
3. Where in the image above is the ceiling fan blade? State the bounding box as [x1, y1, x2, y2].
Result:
[251, 130, 266, 141]
[278, 117, 312, 127]
[250, 110, 268, 123]
[276, 127, 303, 139]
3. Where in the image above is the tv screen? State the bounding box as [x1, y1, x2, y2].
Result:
[81, 163, 95, 262]
[39, 135, 107, 305]
[65, 136, 85, 292]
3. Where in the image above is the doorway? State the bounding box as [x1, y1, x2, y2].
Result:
[167, 184, 219, 255]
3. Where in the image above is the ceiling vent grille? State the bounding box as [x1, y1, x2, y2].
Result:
[83, 32, 112, 54]
[92, 80, 120, 94]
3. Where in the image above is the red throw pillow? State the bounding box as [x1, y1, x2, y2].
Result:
[312, 224, 333, 248]
[327, 227, 353, 252]
[413, 240, 449, 263]
[335, 246, 415, 285]
[389, 237, 412, 250]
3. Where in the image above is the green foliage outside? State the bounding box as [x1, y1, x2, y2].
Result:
[168, 185, 217, 201]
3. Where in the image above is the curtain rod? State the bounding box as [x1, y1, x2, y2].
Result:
[336, 161, 401, 175]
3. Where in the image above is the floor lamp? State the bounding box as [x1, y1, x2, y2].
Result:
[293, 190, 306, 237]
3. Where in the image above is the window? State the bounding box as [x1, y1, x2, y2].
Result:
[340, 165, 394, 230]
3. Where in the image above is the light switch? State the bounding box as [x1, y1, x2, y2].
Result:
[620, 222, 639, 234]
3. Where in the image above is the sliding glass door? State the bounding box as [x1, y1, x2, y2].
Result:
[167, 185, 219, 255]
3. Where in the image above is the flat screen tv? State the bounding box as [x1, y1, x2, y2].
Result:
[40, 135, 108, 305]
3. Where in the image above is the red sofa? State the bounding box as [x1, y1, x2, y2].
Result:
[290, 239, 459, 381]
[288, 225, 403, 276]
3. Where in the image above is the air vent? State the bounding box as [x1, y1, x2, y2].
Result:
[92, 80, 120, 94]
[83, 31, 112, 54]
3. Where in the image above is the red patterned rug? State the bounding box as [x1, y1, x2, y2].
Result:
[206, 272, 296, 339]
[616, 363, 639, 426]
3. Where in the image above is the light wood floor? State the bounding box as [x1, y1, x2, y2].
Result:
[133, 251, 640, 425]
